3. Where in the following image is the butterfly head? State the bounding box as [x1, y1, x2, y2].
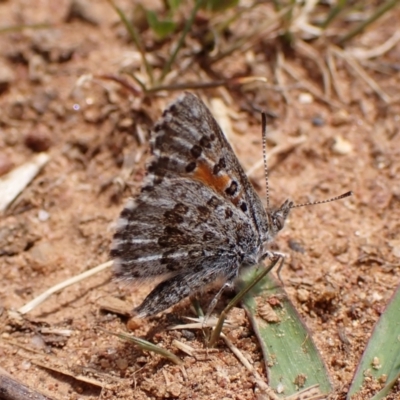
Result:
[262, 200, 293, 248]
[263, 199, 293, 243]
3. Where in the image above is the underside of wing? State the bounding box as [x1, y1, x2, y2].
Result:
[111, 178, 256, 281]
[144, 92, 269, 236]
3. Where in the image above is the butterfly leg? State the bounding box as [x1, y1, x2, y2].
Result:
[204, 270, 238, 324]
[264, 251, 286, 284]
[134, 268, 230, 318]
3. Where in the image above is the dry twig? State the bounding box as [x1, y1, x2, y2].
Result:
[18, 260, 112, 315]
[0, 367, 54, 400]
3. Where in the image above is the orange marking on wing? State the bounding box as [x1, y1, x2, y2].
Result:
[192, 162, 243, 205]
[192, 161, 229, 194]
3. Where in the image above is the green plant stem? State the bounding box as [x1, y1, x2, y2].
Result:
[207, 257, 280, 348]
[210, 5, 289, 65]
[146, 80, 227, 93]
[107, 0, 154, 85]
[159, 0, 206, 84]
[125, 71, 147, 93]
[98, 327, 182, 365]
[319, 0, 348, 29]
[0, 23, 51, 34]
[338, 0, 400, 45]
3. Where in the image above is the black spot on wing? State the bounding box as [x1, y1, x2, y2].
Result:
[213, 157, 226, 175]
[185, 161, 196, 172]
[200, 135, 212, 149]
[240, 202, 248, 212]
[225, 181, 238, 196]
[190, 144, 202, 158]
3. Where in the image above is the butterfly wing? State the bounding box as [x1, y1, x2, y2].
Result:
[111, 93, 269, 315]
[146, 92, 269, 238]
[111, 178, 253, 278]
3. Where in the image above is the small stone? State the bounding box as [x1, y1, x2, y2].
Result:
[276, 382, 284, 394]
[65, 0, 100, 25]
[181, 330, 195, 340]
[308, 245, 322, 258]
[21, 360, 31, 370]
[118, 118, 134, 129]
[329, 238, 348, 256]
[31, 335, 46, 350]
[332, 136, 353, 155]
[24, 127, 52, 152]
[127, 317, 144, 331]
[38, 209, 50, 221]
[331, 109, 350, 126]
[298, 92, 313, 104]
[28, 242, 54, 272]
[371, 292, 382, 302]
[115, 358, 129, 370]
[297, 288, 310, 303]
[288, 239, 305, 254]
[311, 115, 325, 126]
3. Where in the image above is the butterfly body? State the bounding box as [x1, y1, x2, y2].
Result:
[111, 93, 290, 317]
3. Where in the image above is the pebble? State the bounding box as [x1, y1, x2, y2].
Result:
[24, 126, 52, 152]
[65, 0, 100, 25]
[298, 92, 313, 104]
[38, 209, 50, 221]
[332, 135, 353, 155]
[311, 115, 325, 126]
[297, 288, 310, 303]
[115, 358, 128, 370]
[331, 109, 350, 126]
[31, 334, 46, 350]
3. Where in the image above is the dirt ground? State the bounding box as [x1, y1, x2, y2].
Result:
[1, 1, 400, 399]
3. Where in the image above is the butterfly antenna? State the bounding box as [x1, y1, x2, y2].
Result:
[261, 112, 270, 209]
[289, 191, 353, 209]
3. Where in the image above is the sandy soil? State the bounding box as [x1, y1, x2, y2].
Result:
[0, 1, 400, 399]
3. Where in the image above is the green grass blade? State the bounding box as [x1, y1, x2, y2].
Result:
[159, 0, 206, 83]
[238, 268, 332, 397]
[208, 258, 280, 348]
[0, 23, 51, 34]
[203, 0, 239, 12]
[99, 327, 182, 365]
[107, 0, 153, 85]
[146, 10, 177, 39]
[347, 282, 400, 399]
[337, 0, 400, 45]
[319, 0, 348, 29]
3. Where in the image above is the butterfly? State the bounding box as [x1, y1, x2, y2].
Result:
[110, 92, 350, 317]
